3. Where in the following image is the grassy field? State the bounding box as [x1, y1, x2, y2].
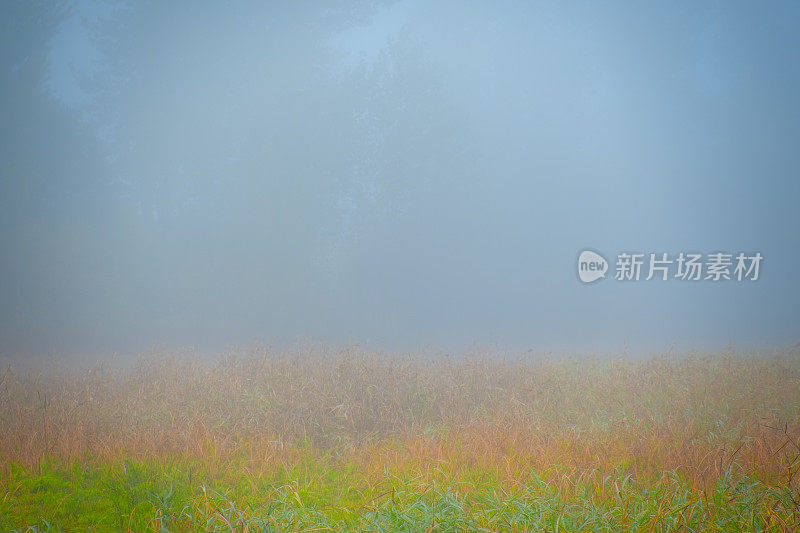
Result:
[1, 346, 799, 531]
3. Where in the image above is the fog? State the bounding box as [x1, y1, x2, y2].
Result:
[1, 1, 798, 357]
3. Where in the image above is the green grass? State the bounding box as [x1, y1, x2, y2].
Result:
[2, 457, 798, 531]
[2, 348, 800, 530]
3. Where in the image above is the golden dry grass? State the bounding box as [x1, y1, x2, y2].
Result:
[2, 346, 799, 485]
[1, 345, 799, 530]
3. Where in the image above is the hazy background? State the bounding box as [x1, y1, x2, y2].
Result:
[1, 0, 798, 357]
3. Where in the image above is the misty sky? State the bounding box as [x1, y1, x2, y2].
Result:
[1, 1, 799, 357]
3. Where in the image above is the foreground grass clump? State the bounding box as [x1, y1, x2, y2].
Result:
[1, 346, 799, 530]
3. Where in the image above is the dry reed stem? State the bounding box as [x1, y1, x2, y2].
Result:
[1, 347, 798, 493]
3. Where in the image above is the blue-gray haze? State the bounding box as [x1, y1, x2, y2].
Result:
[1, 1, 798, 357]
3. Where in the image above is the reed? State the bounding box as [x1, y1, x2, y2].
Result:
[1, 346, 799, 530]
